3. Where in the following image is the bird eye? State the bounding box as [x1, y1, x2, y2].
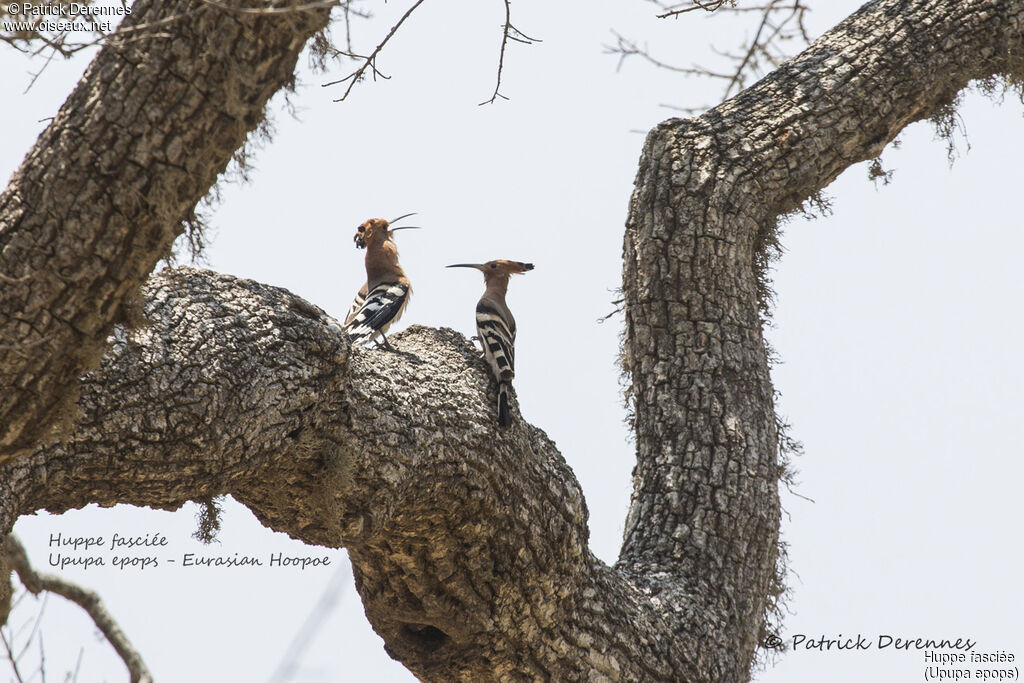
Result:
[490, 263, 497, 269]
[357, 226, 365, 232]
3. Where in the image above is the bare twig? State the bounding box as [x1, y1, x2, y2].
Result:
[630, 0, 734, 18]
[1, 625, 27, 683]
[608, 0, 811, 111]
[17, 592, 47, 661]
[307, 2, 372, 71]
[656, 0, 734, 18]
[322, 0, 428, 101]
[3, 537, 153, 683]
[597, 298, 626, 323]
[23, 42, 61, 94]
[604, 31, 730, 78]
[340, 0, 368, 52]
[479, 0, 541, 105]
[37, 631, 45, 683]
[316, 0, 537, 104]
[721, 1, 774, 100]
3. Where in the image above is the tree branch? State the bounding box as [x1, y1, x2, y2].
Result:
[479, 0, 540, 105]
[3, 1, 1023, 682]
[3, 536, 153, 683]
[321, 0, 428, 101]
[0, 268, 701, 680]
[632, 0, 736, 19]
[607, 0, 811, 112]
[620, 0, 1024, 679]
[0, 0, 334, 463]
[604, 30, 732, 79]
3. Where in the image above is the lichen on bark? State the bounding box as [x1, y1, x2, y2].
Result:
[3, 0, 1024, 681]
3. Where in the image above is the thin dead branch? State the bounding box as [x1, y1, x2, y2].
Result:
[321, 0, 427, 101]
[479, 0, 541, 105]
[652, 0, 735, 18]
[316, 0, 538, 104]
[3, 537, 153, 683]
[308, 3, 372, 71]
[338, 0, 373, 52]
[1, 626, 26, 683]
[605, 31, 730, 79]
[608, 0, 811, 112]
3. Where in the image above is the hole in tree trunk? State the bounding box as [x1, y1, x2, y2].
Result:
[400, 623, 449, 653]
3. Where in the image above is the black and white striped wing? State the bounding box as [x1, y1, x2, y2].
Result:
[475, 303, 516, 381]
[344, 281, 410, 344]
[343, 283, 368, 327]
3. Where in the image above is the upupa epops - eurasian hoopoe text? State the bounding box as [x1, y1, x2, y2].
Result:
[343, 214, 420, 350]
[447, 260, 534, 427]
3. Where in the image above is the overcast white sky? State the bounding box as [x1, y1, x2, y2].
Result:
[2, 1, 1022, 681]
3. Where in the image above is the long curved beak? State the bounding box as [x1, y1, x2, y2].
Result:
[389, 226, 422, 232]
[389, 212, 417, 224]
[446, 263, 484, 269]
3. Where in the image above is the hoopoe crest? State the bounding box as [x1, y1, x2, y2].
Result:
[447, 260, 534, 427]
[343, 213, 420, 350]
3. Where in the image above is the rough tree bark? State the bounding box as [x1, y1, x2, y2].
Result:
[2, 0, 1022, 681]
[0, 0, 333, 461]
[619, 0, 1022, 678]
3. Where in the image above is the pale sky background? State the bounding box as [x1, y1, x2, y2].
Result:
[2, 1, 1022, 681]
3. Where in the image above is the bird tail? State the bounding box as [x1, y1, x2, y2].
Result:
[497, 381, 511, 427]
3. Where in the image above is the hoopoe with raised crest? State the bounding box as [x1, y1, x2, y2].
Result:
[447, 260, 534, 427]
[343, 213, 421, 351]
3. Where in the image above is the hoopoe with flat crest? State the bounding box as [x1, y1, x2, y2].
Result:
[447, 260, 534, 427]
[343, 213, 421, 350]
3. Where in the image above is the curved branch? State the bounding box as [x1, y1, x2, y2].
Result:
[714, 0, 1024, 219]
[621, 0, 1024, 680]
[0, 0, 334, 462]
[3, 535, 153, 683]
[0, 268, 699, 680]
[607, 0, 812, 112]
[3, 2, 1022, 682]
[321, 0, 427, 102]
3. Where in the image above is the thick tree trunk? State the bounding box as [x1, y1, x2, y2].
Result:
[3, 0, 1023, 681]
[0, 268, 698, 681]
[0, 0, 333, 462]
[620, 0, 1023, 677]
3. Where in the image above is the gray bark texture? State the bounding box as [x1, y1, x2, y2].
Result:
[2, 0, 1023, 681]
[0, 0, 333, 461]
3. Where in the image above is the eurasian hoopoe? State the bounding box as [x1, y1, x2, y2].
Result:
[343, 214, 420, 350]
[447, 260, 534, 427]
